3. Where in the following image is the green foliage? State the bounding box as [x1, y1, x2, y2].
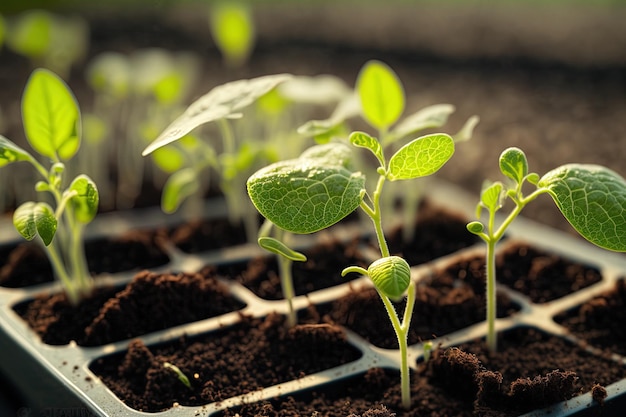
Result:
[356, 60, 405, 131]
[0, 69, 97, 305]
[22, 68, 81, 161]
[366, 256, 411, 300]
[468, 146, 626, 352]
[387, 134, 454, 181]
[258, 237, 307, 262]
[247, 143, 365, 234]
[5, 9, 51, 58]
[142, 73, 293, 156]
[539, 164, 626, 251]
[209, 1, 255, 68]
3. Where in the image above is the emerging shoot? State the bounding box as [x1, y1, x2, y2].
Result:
[468, 147, 626, 352]
[0, 68, 98, 305]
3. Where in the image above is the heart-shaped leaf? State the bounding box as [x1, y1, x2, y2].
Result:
[539, 164, 626, 251]
[247, 143, 365, 234]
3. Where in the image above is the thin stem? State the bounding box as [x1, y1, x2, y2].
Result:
[277, 254, 296, 328]
[378, 281, 415, 410]
[275, 227, 297, 327]
[485, 238, 497, 352]
[369, 174, 390, 258]
[46, 241, 79, 305]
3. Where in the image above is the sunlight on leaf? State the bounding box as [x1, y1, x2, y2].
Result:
[499, 147, 528, 184]
[247, 143, 365, 234]
[0, 135, 33, 167]
[69, 175, 99, 224]
[390, 104, 455, 142]
[356, 60, 404, 131]
[143, 74, 293, 155]
[539, 164, 626, 251]
[22, 68, 81, 161]
[387, 134, 454, 181]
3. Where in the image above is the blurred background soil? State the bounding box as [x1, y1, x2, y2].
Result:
[1, 1, 625, 236]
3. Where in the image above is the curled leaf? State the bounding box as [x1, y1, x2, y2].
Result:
[367, 256, 411, 299]
[258, 237, 307, 262]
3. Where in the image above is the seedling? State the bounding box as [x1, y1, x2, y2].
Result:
[0, 69, 98, 305]
[142, 73, 293, 242]
[467, 147, 626, 351]
[298, 60, 479, 242]
[163, 362, 192, 389]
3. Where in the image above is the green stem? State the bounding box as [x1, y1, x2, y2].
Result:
[368, 174, 390, 258]
[46, 241, 79, 305]
[218, 118, 236, 155]
[485, 237, 497, 352]
[275, 228, 297, 327]
[277, 254, 296, 328]
[379, 281, 415, 410]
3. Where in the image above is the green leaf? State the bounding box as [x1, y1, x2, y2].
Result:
[258, 237, 307, 262]
[391, 104, 455, 141]
[367, 256, 411, 299]
[6, 10, 51, 58]
[387, 134, 454, 181]
[356, 60, 405, 130]
[499, 147, 528, 184]
[161, 168, 200, 214]
[13, 201, 57, 246]
[22, 68, 81, 161]
[69, 175, 99, 224]
[209, 1, 255, 67]
[349, 131, 384, 168]
[0, 135, 33, 167]
[151, 146, 186, 174]
[247, 144, 365, 234]
[539, 164, 626, 252]
[143, 74, 293, 155]
[480, 181, 503, 212]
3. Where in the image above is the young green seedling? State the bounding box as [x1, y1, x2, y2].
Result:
[299, 60, 479, 242]
[142, 73, 293, 242]
[248, 128, 454, 410]
[0, 68, 98, 305]
[163, 362, 192, 389]
[467, 147, 626, 352]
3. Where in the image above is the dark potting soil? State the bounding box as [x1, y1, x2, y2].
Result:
[495, 242, 603, 303]
[217, 327, 625, 417]
[385, 199, 480, 266]
[168, 217, 249, 253]
[90, 312, 362, 412]
[14, 268, 244, 346]
[325, 256, 520, 349]
[0, 228, 170, 288]
[555, 278, 626, 357]
[215, 236, 370, 299]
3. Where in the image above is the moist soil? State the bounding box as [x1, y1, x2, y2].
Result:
[214, 327, 623, 417]
[2, 5, 626, 416]
[14, 268, 245, 346]
[85, 234, 615, 414]
[555, 278, 626, 357]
